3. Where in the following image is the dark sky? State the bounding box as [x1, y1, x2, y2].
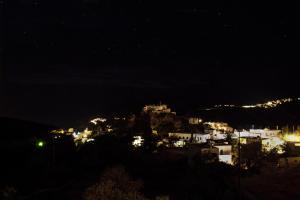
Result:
[1, 0, 300, 126]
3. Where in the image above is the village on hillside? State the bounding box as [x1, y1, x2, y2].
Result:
[51, 102, 300, 168]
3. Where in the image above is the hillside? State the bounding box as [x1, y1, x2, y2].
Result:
[196, 99, 300, 129]
[0, 117, 55, 140]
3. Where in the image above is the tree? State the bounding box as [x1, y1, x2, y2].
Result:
[83, 166, 148, 200]
[142, 132, 159, 153]
[239, 142, 263, 172]
[281, 142, 293, 157]
[156, 122, 175, 137]
[225, 133, 233, 144]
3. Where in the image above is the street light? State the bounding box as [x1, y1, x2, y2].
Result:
[35, 139, 45, 149]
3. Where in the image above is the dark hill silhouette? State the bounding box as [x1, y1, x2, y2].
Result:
[197, 101, 300, 129]
[0, 117, 56, 140]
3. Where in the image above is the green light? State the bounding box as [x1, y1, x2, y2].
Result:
[38, 141, 44, 147]
[36, 140, 45, 148]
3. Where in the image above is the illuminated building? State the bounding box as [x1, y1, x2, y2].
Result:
[193, 133, 211, 143]
[168, 132, 192, 147]
[168, 132, 192, 141]
[204, 128, 228, 140]
[214, 144, 233, 165]
[232, 130, 258, 139]
[283, 134, 300, 142]
[173, 140, 186, 148]
[233, 129, 281, 139]
[262, 137, 284, 153]
[143, 104, 176, 115]
[210, 130, 227, 140]
[188, 117, 203, 125]
[204, 122, 233, 132]
[282, 134, 300, 153]
[237, 137, 261, 145]
[233, 129, 285, 153]
[249, 129, 281, 138]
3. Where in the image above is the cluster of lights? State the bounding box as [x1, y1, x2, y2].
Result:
[242, 98, 293, 109]
[214, 104, 235, 108]
[132, 136, 143, 147]
[241, 105, 256, 108]
[113, 117, 126, 120]
[50, 128, 74, 136]
[51, 129, 65, 134]
[73, 128, 93, 144]
[204, 122, 233, 132]
[212, 97, 297, 110]
[283, 134, 300, 142]
[90, 118, 107, 125]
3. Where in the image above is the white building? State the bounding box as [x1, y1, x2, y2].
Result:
[193, 133, 211, 143]
[249, 129, 281, 138]
[169, 132, 214, 144]
[169, 131, 229, 144]
[233, 129, 284, 152]
[232, 130, 259, 139]
[168, 132, 192, 141]
[205, 129, 227, 140]
[233, 129, 282, 139]
[214, 144, 233, 165]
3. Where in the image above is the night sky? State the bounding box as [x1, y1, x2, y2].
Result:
[1, 1, 300, 126]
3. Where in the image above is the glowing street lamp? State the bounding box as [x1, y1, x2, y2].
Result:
[36, 140, 45, 149]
